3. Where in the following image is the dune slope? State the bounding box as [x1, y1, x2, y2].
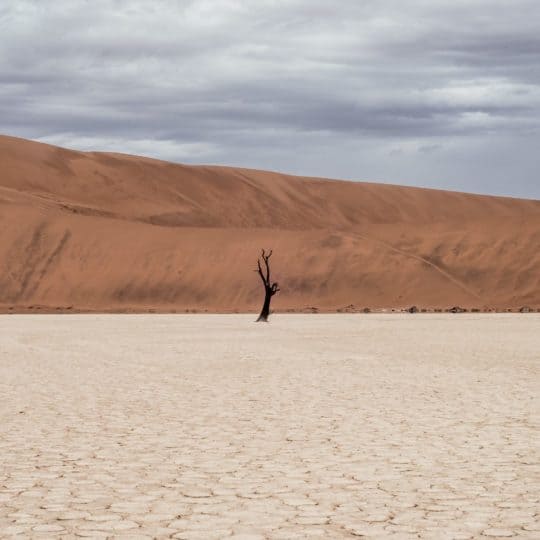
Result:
[1, 134, 539, 312]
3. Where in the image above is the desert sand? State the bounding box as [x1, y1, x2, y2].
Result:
[1, 134, 539, 313]
[1, 314, 539, 538]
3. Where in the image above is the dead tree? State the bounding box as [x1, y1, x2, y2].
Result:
[255, 249, 280, 322]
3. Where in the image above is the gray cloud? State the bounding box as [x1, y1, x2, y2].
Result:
[1, 0, 539, 198]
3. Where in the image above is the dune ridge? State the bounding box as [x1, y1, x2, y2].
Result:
[1, 134, 539, 312]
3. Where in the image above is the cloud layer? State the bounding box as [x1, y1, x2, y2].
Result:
[1, 0, 539, 197]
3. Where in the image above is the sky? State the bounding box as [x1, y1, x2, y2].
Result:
[1, 0, 539, 198]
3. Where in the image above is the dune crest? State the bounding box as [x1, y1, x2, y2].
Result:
[1, 134, 539, 312]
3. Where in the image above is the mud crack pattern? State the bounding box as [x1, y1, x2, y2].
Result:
[1, 314, 539, 539]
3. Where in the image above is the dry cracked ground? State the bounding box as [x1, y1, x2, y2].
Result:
[0, 314, 539, 539]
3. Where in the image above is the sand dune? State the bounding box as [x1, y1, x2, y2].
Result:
[1, 134, 539, 312]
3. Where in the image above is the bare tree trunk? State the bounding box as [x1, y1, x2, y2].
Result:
[255, 249, 280, 322]
[257, 287, 272, 322]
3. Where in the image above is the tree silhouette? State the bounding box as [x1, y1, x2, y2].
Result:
[255, 249, 280, 322]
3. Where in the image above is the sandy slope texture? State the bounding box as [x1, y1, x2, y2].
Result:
[1, 134, 539, 312]
[0, 314, 539, 538]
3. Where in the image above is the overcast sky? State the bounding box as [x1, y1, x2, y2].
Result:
[1, 0, 539, 198]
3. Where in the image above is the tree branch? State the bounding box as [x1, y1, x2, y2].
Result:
[263, 249, 272, 283]
[256, 259, 266, 284]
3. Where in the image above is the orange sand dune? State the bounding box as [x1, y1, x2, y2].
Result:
[1, 134, 539, 312]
